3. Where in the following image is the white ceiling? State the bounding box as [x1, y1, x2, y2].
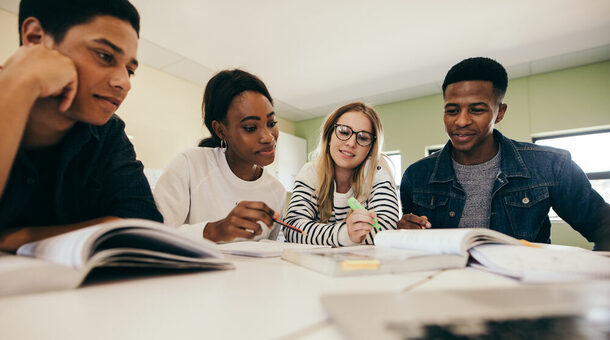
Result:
[2, 0, 610, 121]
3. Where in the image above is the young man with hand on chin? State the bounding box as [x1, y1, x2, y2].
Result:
[398, 57, 610, 250]
[0, 0, 162, 252]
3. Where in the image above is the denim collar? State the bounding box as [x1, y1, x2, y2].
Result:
[429, 129, 530, 184]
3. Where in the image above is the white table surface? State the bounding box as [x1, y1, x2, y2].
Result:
[0, 254, 519, 340]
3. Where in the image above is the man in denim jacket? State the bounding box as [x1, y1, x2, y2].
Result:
[398, 57, 610, 250]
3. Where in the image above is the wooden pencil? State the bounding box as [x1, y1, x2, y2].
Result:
[273, 218, 307, 236]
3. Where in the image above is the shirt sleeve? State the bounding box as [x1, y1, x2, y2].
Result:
[153, 152, 209, 238]
[267, 184, 287, 241]
[362, 164, 401, 244]
[550, 151, 610, 250]
[99, 120, 163, 222]
[283, 173, 353, 246]
[282, 164, 341, 246]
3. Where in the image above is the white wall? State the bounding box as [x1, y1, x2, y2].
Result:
[118, 65, 206, 170]
[0, 9, 296, 171]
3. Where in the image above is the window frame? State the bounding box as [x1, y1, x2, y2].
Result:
[532, 128, 610, 181]
[425, 144, 445, 157]
[532, 128, 610, 222]
[383, 150, 402, 187]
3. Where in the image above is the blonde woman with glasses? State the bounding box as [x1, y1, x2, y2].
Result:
[284, 102, 399, 245]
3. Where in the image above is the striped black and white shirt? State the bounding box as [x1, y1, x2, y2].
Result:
[284, 161, 400, 246]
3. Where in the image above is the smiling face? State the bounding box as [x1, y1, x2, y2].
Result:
[51, 15, 138, 125]
[443, 80, 506, 165]
[219, 91, 278, 168]
[329, 111, 374, 173]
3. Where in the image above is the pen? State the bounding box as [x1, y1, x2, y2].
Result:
[273, 218, 308, 236]
[347, 197, 381, 230]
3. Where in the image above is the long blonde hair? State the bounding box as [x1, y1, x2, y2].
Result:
[311, 102, 387, 222]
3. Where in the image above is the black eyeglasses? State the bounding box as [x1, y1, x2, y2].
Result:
[333, 124, 376, 147]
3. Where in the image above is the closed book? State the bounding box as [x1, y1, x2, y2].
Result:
[281, 245, 467, 276]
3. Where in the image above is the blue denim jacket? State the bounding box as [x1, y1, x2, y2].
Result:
[400, 130, 610, 245]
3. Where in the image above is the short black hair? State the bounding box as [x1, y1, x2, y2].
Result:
[442, 57, 508, 99]
[19, 0, 140, 44]
[199, 69, 274, 148]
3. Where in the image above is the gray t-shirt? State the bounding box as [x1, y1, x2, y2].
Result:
[452, 148, 501, 228]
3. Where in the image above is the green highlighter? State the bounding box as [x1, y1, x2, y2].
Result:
[347, 197, 381, 230]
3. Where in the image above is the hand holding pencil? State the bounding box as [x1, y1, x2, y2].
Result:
[272, 218, 307, 236]
[203, 201, 280, 242]
[397, 213, 431, 230]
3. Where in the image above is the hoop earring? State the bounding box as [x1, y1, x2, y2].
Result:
[220, 139, 227, 149]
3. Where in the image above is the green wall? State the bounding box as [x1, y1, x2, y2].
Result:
[295, 60, 610, 170]
[529, 62, 610, 133]
[295, 117, 324, 158]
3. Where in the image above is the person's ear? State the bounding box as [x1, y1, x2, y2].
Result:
[211, 120, 226, 141]
[21, 17, 54, 47]
[495, 103, 507, 124]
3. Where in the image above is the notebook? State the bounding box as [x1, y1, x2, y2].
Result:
[218, 239, 330, 257]
[281, 245, 467, 276]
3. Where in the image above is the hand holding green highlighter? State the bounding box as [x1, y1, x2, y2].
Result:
[347, 197, 381, 230]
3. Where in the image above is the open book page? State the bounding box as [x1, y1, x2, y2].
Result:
[93, 228, 223, 258]
[469, 244, 610, 283]
[374, 229, 522, 255]
[16, 219, 224, 270]
[17, 225, 109, 269]
[0, 253, 83, 297]
[464, 229, 522, 248]
[324, 246, 464, 262]
[374, 229, 467, 254]
[218, 239, 330, 257]
[87, 248, 232, 270]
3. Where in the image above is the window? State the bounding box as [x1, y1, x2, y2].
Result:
[533, 129, 610, 220]
[425, 144, 444, 157]
[384, 151, 402, 186]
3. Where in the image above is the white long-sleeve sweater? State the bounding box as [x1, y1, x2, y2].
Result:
[284, 161, 400, 246]
[153, 147, 286, 242]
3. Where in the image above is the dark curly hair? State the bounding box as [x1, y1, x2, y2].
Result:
[442, 57, 508, 100]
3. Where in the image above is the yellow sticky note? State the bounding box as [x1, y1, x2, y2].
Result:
[341, 260, 380, 271]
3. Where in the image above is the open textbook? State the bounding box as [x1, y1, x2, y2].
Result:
[1, 219, 233, 297]
[376, 228, 610, 282]
[282, 228, 610, 280]
[469, 243, 610, 282]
